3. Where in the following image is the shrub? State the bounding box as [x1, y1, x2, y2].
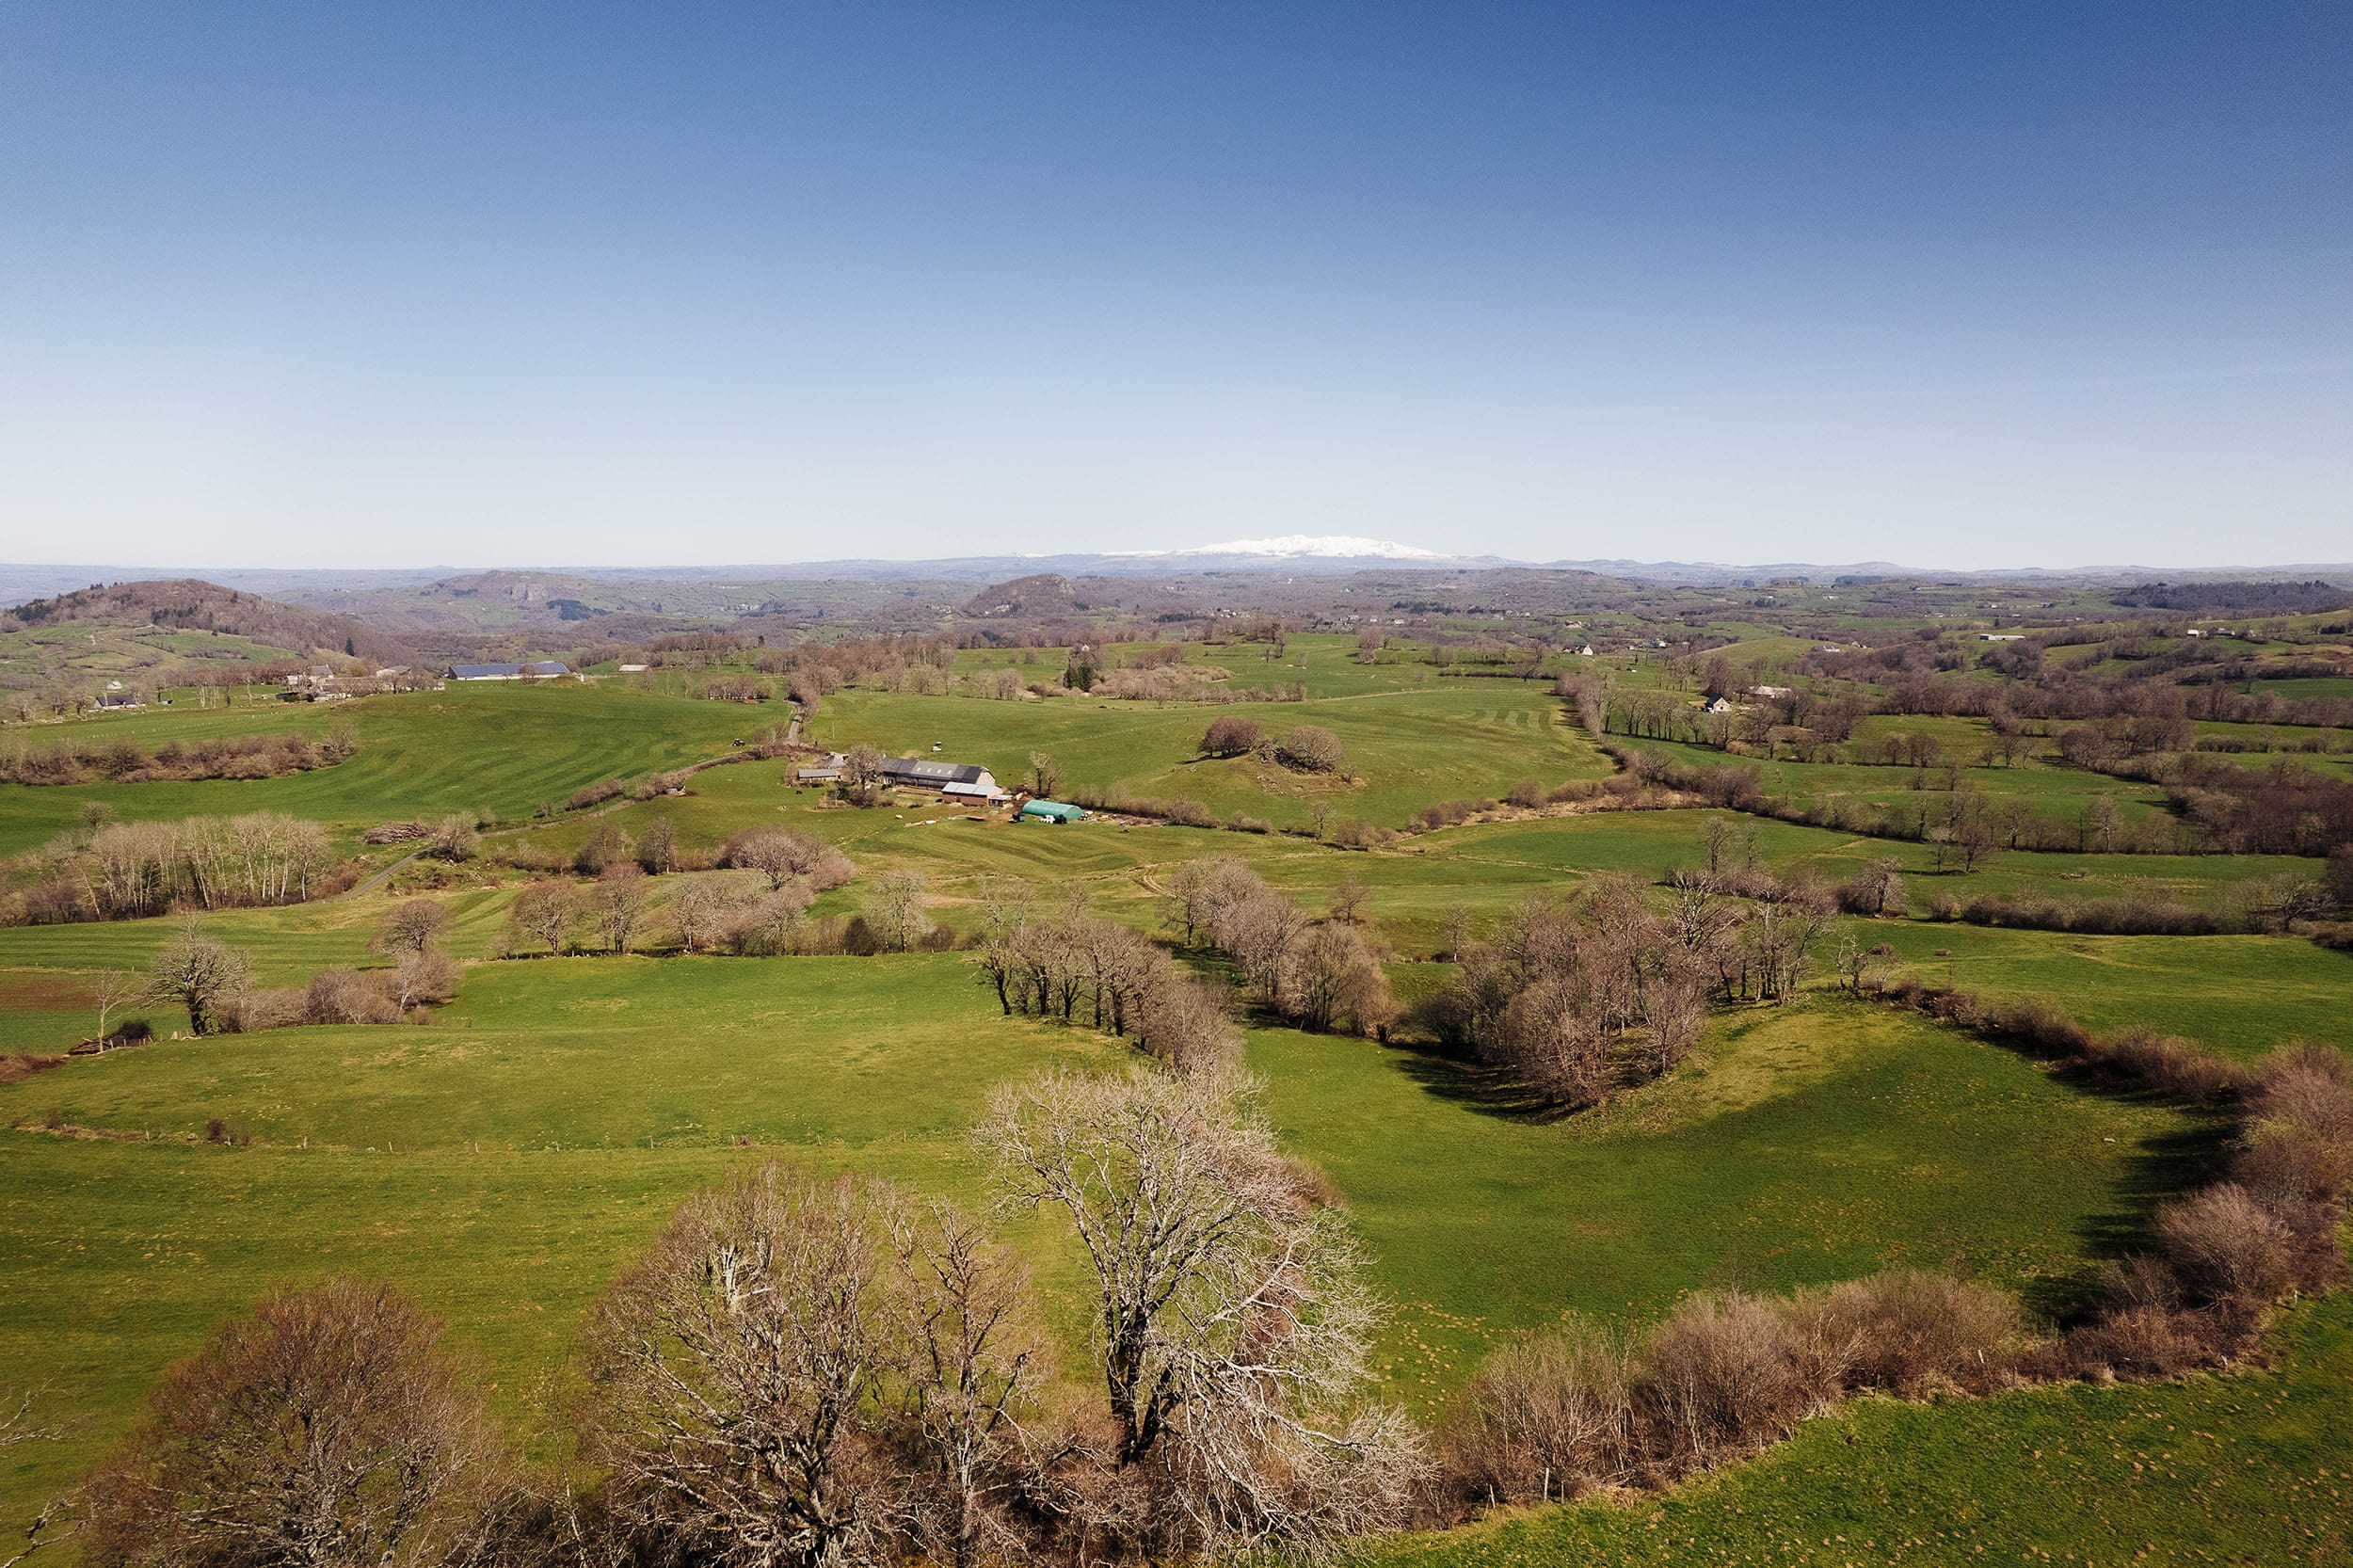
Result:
[2154, 1184, 2298, 1307]
[1505, 777, 1547, 809]
[305, 968, 403, 1026]
[202, 1116, 252, 1146]
[1163, 798, 1216, 827]
[218, 986, 309, 1033]
[1814, 1270, 2025, 1397]
[1444, 1324, 1633, 1505]
[1276, 725, 1348, 774]
[1329, 818, 1390, 850]
[1635, 1290, 1840, 1475]
[1198, 714, 1265, 757]
[567, 778, 625, 811]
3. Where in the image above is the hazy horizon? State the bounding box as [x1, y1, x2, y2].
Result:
[4, 3, 2347, 571]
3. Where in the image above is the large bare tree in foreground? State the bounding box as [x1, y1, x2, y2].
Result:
[976, 1066, 1423, 1555]
[80, 1277, 501, 1568]
[584, 1165, 1040, 1568]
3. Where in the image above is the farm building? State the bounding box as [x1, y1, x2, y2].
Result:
[447, 661, 571, 680]
[876, 757, 1005, 798]
[1018, 800, 1087, 824]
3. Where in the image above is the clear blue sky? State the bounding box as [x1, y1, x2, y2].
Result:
[1, 2, 2345, 568]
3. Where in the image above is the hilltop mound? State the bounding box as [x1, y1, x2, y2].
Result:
[0, 579, 420, 696]
[962, 573, 1091, 618]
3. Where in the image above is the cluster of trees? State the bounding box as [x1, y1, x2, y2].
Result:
[1194, 716, 1348, 774]
[0, 727, 355, 785]
[89, 906, 462, 1041]
[499, 830, 882, 959]
[4, 809, 340, 926]
[221, 901, 463, 1031]
[1161, 856, 1396, 1036]
[1429, 873, 1722, 1108]
[973, 883, 1246, 1076]
[74, 1070, 1422, 1566]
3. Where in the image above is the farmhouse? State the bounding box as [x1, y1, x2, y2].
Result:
[1702, 696, 1734, 714]
[447, 661, 571, 680]
[94, 692, 143, 711]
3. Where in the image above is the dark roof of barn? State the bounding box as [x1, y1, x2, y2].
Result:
[877, 757, 988, 785]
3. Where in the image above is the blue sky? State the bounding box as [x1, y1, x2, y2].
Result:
[1, 2, 2345, 568]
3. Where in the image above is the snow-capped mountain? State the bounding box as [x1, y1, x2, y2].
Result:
[1165, 535, 1446, 561]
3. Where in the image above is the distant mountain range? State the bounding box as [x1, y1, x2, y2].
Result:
[7, 543, 2352, 609]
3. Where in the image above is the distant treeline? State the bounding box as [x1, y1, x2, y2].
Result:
[1, 729, 355, 785]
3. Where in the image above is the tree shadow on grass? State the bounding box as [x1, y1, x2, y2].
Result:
[2026, 1097, 2237, 1323]
[1380, 1045, 1579, 1127]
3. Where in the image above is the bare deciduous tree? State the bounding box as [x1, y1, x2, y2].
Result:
[670, 873, 737, 953]
[585, 1166, 903, 1568]
[977, 1068, 1423, 1554]
[506, 882, 583, 957]
[140, 921, 249, 1036]
[585, 1167, 1041, 1568]
[89, 970, 139, 1045]
[595, 865, 652, 953]
[375, 898, 452, 957]
[862, 870, 932, 952]
[80, 1277, 501, 1568]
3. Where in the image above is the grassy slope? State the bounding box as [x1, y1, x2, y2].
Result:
[0, 682, 750, 856]
[0, 950, 2217, 1539]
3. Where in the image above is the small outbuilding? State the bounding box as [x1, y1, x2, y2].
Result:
[1018, 800, 1087, 824]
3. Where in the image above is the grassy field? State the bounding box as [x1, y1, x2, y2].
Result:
[0, 681, 750, 856]
[0, 948, 2223, 1530]
[4, 639, 2350, 1566]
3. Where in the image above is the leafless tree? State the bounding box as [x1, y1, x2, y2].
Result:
[506, 882, 583, 957]
[885, 1200, 1047, 1568]
[375, 898, 452, 957]
[79, 1277, 502, 1568]
[587, 1167, 1044, 1568]
[670, 873, 738, 953]
[424, 814, 478, 862]
[1160, 856, 1240, 948]
[596, 865, 652, 953]
[88, 970, 140, 1045]
[976, 1068, 1424, 1554]
[862, 870, 933, 952]
[729, 828, 850, 892]
[1440, 902, 1475, 964]
[1275, 726, 1347, 775]
[726, 885, 815, 956]
[1326, 875, 1370, 926]
[585, 1166, 904, 1568]
[140, 920, 249, 1036]
[1282, 922, 1395, 1036]
[1025, 752, 1064, 799]
[841, 744, 889, 795]
[635, 815, 679, 873]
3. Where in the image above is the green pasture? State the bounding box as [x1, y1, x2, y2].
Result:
[0, 682, 749, 856]
[2253, 675, 2353, 701]
[0, 947, 2216, 1529]
[1374, 1292, 2353, 1567]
